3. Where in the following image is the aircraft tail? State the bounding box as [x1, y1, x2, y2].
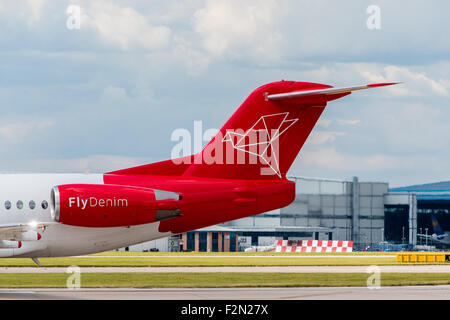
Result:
[109, 81, 396, 180]
[182, 81, 396, 180]
[431, 215, 444, 236]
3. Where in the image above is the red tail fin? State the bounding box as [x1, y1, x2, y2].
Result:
[183, 81, 396, 180]
[109, 81, 396, 179]
[183, 81, 323, 179]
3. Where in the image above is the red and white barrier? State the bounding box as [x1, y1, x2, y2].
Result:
[275, 240, 353, 253]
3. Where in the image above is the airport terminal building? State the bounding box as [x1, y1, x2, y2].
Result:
[123, 177, 450, 252]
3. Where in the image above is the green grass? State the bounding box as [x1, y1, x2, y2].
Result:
[0, 250, 402, 267]
[2, 251, 448, 267]
[0, 256, 397, 267]
[0, 273, 449, 288]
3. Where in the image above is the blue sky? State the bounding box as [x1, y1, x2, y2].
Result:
[0, 0, 449, 187]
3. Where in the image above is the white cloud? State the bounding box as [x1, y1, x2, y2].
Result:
[0, 1, 448, 187]
[100, 85, 128, 102]
[59, 154, 151, 173]
[359, 65, 449, 97]
[192, 0, 281, 62]
[172, 37, 211, 75]
[83, 1, 172, 51]
[307, 131, 346, 145]
[336, 119, 360, 126]
[290, 146, 450, 187]
[296, 148, 390, 171]
[317, 119, 331, 128]
[26, 0, 48, 24]
[0, 120, 54, 143]
[99, 84, 156, 106]
[0, 154, 152, 174]
[298, 148, 413, 171]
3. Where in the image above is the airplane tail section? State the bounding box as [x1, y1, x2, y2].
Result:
[431, 215, 444, 236]
[109, 81, 396, 180]
[182, 81, 396, 180]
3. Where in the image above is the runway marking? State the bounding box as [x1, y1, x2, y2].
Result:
[279, 291, 354, 300]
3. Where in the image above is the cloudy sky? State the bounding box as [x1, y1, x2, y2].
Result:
[0, 0, 449, 187]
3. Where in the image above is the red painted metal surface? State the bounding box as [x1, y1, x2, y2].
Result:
[54, 184, 180, 227]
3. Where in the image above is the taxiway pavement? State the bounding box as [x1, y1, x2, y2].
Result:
[0, 286, 449, 300]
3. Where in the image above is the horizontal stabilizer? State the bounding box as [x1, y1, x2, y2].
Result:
[267, 83, 398, 101]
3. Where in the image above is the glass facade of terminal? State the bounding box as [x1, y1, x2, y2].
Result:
[384, 201, 450, 246]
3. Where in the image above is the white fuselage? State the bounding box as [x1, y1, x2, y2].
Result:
[431, 232, 450, 245]
[0, 174, 170, 258]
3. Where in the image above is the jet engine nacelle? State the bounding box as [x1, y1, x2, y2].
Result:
[51, 184, 182, 227]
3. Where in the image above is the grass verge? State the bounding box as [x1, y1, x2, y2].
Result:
[0, 273, 449, 288]
[0, 257, 396, 267]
